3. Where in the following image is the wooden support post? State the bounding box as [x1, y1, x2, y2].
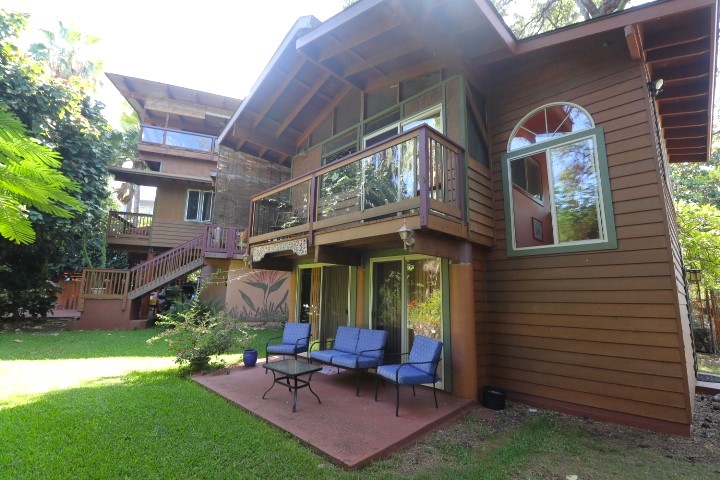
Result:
[449, 242, 477, 399]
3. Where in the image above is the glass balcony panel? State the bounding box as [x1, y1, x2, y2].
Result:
[141, 127, 164, 144]
[363, 138, 416, 209]
[317, 162, 362, 220]
[165, 130, 213, 151]
[252, 181, 310, 236]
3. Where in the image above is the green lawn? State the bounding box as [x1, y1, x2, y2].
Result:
[1, 327, 718, 479]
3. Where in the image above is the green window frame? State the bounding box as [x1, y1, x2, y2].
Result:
[502, 120, 616, 257]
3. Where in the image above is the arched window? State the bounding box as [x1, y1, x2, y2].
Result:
[502, 103, 616, 255]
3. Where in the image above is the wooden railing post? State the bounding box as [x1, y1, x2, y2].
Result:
[418, 128, 429, 228]
[308, 176, 317, 246]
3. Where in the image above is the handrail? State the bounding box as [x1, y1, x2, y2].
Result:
[127, 235, 205, 296]
[107, 211, 154, 238]
[249, 125, 465, 240]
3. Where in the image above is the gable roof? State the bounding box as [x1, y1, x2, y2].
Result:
[219, 0, 717, 165]
[106, 73, 241, 137]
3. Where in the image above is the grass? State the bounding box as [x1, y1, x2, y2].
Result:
[2, 326, 719, 479]
[698, 353, 720, 375]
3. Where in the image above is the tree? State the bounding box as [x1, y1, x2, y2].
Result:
[28, 20, 102, 89]
[676, 201, 720, 289]
[0, 10, 114, 319]
[0, 106, 84, 244]
[492, 0, 629, 38]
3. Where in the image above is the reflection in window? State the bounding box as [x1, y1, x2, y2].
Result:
[509, 104, 593, 151]
[363, 140, 416, 209]
[551, 138, 600, 243]
[510, 156, 542, 201]
[504, 103, 614, 253]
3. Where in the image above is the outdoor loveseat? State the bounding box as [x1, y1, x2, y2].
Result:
[309, 326, 387, 396]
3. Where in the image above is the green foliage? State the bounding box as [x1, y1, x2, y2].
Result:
[492, 0, 629, 38]
[408, 289, 442, 338]
[675, 201, 720, 289]
[0, 106, 84, 244]
[28, 19, 102, 88]
[0, 9, 116, 318]
[148, 296, 255, 372]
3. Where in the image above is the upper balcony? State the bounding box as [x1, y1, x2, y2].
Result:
[248, 125, 495, 262]
[139, 125, 217, 161]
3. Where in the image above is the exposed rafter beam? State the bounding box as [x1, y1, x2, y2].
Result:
[274, 72, 331, 138]
[661, 114, 708, 129]
[643, 26, 710, 51]
[663, 126, 707, 139]
[658, 99, 708, 116]
[317, 16, 401, 62]
[472, 0, 517, 53]
[298, 84, 353, 146]
[252, 61, 306, 128]
[230, 123, 295, 157]
[645, 38, 710, 64]
[666, 138, 707, 149]
[657, 84, 709, 102]
[343, 42, 421, 77]
[652, 63, 709, 84]
[297, 50, 364, 90]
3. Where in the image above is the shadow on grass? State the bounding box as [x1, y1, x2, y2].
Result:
[1, 369, 341, 479]
[0, 326, 281, 362]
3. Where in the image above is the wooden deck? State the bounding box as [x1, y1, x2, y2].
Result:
[193, 359, 476, 468]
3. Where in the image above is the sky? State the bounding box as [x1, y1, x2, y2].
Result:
[3, 0, 346, 126]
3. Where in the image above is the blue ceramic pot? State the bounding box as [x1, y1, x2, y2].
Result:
[243, 348, 258, 367]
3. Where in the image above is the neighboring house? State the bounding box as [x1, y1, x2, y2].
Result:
[72, 74, 290, 329]
[223, 0, 717, 435]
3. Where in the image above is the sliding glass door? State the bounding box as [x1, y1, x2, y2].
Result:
[297, 265, 350, 346]
[371, 256, 444, 387]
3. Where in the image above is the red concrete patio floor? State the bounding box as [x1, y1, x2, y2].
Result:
[193, 360, 477, 468]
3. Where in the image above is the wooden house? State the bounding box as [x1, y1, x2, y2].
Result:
[72, 75, 290, 329]
[225, 0, 718, 434]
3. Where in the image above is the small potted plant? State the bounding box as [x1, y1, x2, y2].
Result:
[238, 327, 258, 367]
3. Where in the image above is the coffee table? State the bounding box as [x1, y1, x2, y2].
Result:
[262, 359, 322, 412]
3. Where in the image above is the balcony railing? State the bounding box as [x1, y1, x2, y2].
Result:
[250, 125, 465, 242]
[107, 211, 153, 239]
[140, 125, 216, 152]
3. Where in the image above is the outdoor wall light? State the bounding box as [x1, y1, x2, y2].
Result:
[398, 222, 415, 250]
[648, 78, 664, 98]
[687, 268, 702, 284]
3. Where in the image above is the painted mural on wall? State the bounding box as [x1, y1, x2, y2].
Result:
[232, 270, 289, 323]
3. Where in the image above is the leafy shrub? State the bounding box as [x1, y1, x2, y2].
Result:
[148, 296, 255, 372]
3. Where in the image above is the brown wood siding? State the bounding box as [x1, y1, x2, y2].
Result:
[473, 246, 490, 387]
[149, 221, 206, 249]
[468, 159, 495, 246]
[482, 32, 692, 427]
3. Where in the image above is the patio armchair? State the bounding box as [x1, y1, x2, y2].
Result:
[374, 335, 443, 416]
[265, 323, 311, 371]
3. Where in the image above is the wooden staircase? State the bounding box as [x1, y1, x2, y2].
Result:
[78, 225, 244, 311]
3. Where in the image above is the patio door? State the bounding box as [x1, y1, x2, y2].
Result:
[371, 256, 444, 388]
[298, 265, 350, 346]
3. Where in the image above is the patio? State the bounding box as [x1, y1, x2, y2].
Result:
[193, 359, 480, 468]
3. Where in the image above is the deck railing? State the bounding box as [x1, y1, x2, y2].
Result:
[107, 211, 153, 239]
[79, 224, 246, 310]
[249, 125, 465, 242]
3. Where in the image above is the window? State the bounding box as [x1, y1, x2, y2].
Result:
[185, 190, 214, 222]
[363, 106, 442, 148]
[502, 103, 616, 255]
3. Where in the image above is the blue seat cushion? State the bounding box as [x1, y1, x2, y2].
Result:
[332, 354, 381, 369]
[408, 336, 443, 375]
[356, 329, 387, 359]
[377, 364, 438, 385]
[281, 323, 311, 349]
[332, 326, 360, 353]
[310, 349, 348, 364]
[267, 344, 300, 355]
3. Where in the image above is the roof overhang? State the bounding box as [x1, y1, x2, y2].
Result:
[106, 73, 242, 137]
[220, 0, 717, 164]
[108, 167, 214, 188]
